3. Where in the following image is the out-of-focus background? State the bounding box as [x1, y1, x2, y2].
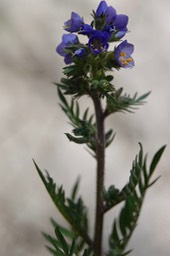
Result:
[0, 0, 170, 255]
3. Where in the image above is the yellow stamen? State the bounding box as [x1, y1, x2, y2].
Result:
[126, 58, 133, 63]
[120, 56, 133, 67]
[120, 51, 126, 57]
[121, 60, 128, 66]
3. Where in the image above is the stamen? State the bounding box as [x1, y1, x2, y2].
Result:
[126, 58, 133, 63]
[91, 42, 104, 52]
[120, 51, 126, 57]
[121, 60, 128, 66]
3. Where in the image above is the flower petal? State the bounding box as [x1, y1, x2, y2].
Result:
[56, 34, 79, 64]
[62, 34, 78, 45]
[64, 54, 73, 64]
[89, 30, 109, 54]
[79, 24, 94, 35]
[115, 27, 128, 39]
[114, 14, 128, 29]
[56, 42, 67, 56]
[64, 12, 83, 32]
[96, 0, 108, 16]
[105, 6, 117, 24]
[74, 48, 87, 57]
[115, 40, 135, 68]
[123, 43, 134, 55]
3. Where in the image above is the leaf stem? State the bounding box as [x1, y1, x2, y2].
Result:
[91, 92, 105, 256]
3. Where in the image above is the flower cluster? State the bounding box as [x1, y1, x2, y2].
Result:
[56, 0, 134, 69]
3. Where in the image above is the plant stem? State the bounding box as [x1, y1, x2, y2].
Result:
[91, 92, 105, 256]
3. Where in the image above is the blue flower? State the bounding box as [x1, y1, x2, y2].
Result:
[105, 6, 117, 24]
[115, 40, 134, 68]
[88, 30, 110, 54]
[96, 0, 108, 16]
[95, 1, 128, 39]
[74, 48, 87, 58]
[96, 1, 117, 25]
[56, 34, 79, 64]
[79, 24, 94, 36]
[114, 27, 128, 39]
[64, 12, 83, 32]
[113, 14, 128, 38]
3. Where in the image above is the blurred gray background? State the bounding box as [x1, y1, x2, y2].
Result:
[0, 0, 170, 255]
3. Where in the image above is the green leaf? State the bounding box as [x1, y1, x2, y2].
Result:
[57, 88, 96, 151]
[112, 221, 120, 243]
[55, 75, 89, 97]
[106, 89, 151, 116]
[43, 233, 60, 250]
[108, 143, 166, 255]
[149, 145, 166, 176]
[58, 88, 68, 107]
[105, 75, 114, 82]
[65, 133, 90, 144]
[83, 108, 89, 121]
[119, 208, 128, 237]
[136, 91, 151, 102]
[33, 160, 92, 248]
[105, 129, 114, 143]
[71, 177, 80, 201]
[46, 245, 65, 256]
[55, 227, 69, 254]
[122, 249, 133, 256]
[76, 101, 80, 118]
[50, 219, 75, 240]
[104, 146, 143, 212]
[69, 239, 76, 256]
[147, 175, 161, 188]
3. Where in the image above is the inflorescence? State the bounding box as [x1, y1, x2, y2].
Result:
[56, 0, 134, 69]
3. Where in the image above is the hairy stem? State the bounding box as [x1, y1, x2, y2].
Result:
[91, 92, 105, 256]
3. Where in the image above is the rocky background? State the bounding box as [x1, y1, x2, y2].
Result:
[0, 0, 170, 255]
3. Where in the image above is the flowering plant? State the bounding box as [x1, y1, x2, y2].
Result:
[34, 1, 166, 256]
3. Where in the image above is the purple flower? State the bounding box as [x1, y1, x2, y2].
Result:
[115, 40, 134, 68]
[96, 1, 108, 16]
[95, 1, 128, 39]
[74, 48, 87, 58]
[64, 12, 83, 32]
[113, 14, 128, 38]
[96, 1, 117, 23]
[79, 24, 94, 36]
[96, 1, 117, 25]
[114, 14, 128, 29]
[88, 30, 110, 54]
[56, 34, 79, 64]
[114, 27, 128, 39]
[105, 6, 117, 24]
